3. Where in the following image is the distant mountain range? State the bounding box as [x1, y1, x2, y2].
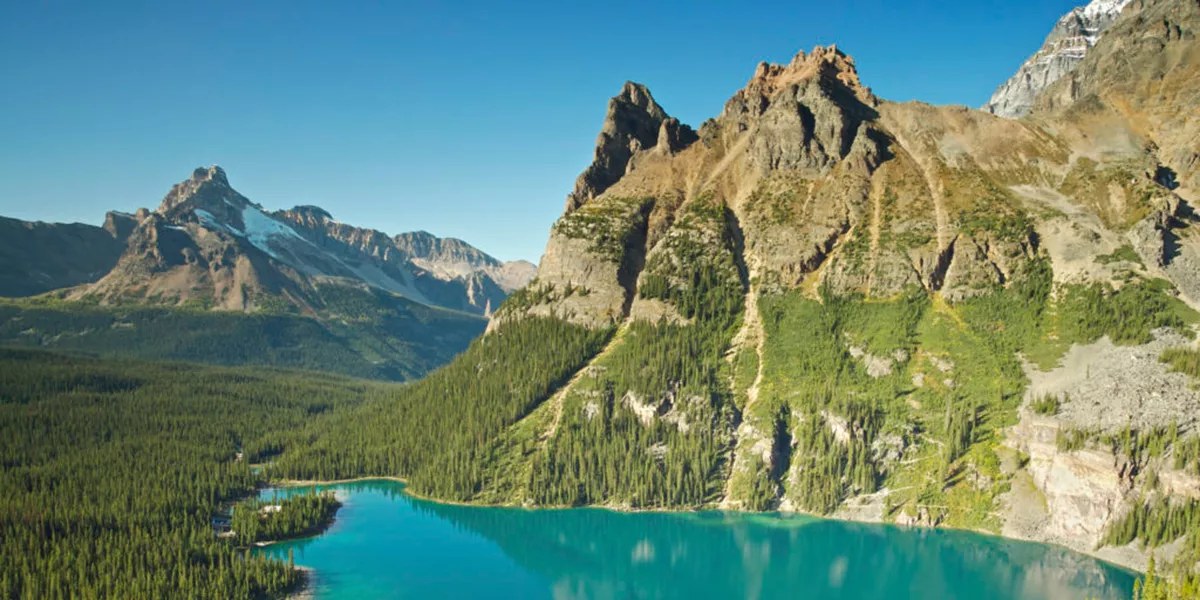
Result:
[0, 166, 535, 379]
[3, 165, 534, 315]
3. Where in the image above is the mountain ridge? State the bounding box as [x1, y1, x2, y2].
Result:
[0, 215, 130, 297]
[0, 165, 535, 316]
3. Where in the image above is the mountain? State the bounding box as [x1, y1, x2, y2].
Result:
[1032, 0, 1200, 191]
[272, 0, 1200, 577]
[393, 230, 536, 293]
[984, 0, 1131, 118]
[0, 166, 539, 379]
[68, 166, 533, 315]
[0, 212, 133, 297]
[271, 203, 534, 315]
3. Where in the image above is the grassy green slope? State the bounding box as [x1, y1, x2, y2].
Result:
[750, 264, 1199, 530]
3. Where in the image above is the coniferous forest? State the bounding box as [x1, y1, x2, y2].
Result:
[231, 492, 341, 546]
[0, 313, 609, 598]
[270, 316, 611, 496]
[0, 349, 372, 599]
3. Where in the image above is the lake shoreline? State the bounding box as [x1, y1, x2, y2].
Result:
[272, 476, 407, 487]
[267, 476, 1148, 579]
[284, 566, 314, 600]
[240, 487, 344, 591]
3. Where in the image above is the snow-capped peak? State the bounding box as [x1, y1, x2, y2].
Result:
[1081, 0, 1131, 21]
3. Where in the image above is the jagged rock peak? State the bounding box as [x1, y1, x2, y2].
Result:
[563, 81, 697, 214]
[196, 165, 228, 185]
[720, 45, 880, 175]
[612, 81, 665, 120]
[983, 0, 1132, 118]
[157, 165, 242, 214]
[736, 45, 876, 109]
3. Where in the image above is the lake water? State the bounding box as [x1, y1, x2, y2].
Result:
[254, 480, 1137, 599]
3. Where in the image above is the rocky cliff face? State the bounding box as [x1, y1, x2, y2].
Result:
[1033, 0, 1200, 191]
[512, 45, 1061, 317]
[998, 329, 1200, 571]
[984, 0, 1132, 118]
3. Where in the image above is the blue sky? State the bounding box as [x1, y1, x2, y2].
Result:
[0, 0, 1083, 263]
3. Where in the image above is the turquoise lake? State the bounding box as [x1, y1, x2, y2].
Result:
[255, 480, 1138, 599]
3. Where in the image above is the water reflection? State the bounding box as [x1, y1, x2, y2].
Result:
[258, 481, 1135, 600]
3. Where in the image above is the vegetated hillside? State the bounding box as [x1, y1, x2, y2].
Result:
[268, 316, 611, 493]
[0, 349, 381, 599]
[0, 293, 484, 380]
[270, 0, 1200, 584]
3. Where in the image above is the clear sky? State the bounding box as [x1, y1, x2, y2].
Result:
[0, 0, 1084, 263]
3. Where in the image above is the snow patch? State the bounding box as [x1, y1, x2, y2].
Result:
[194, 205, 314, 263]
[194, 209, 235, 234]
[240, 204, 305, 259]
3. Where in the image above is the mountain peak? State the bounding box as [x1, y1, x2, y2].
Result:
[564, 81, 696, 213]
[1079, 0, 1131, 21]
[158, 165, 242, 215]
[194, 165, 228, 185]
[739, 45, 875, 107]
[612, 81, 666, 120]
